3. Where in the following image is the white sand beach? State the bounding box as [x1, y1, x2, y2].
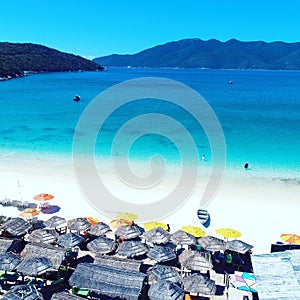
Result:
[1, 152, 300, 255]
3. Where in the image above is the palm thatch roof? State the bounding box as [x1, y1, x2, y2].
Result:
[87, 236, 116, 254]
[170, 230, 196, 245]
[0, 251, 21, 271]
[148, 264, 181, 284]
[115, 225, 142, 240]
[94, 254, 142, 272]
[148, 280, 184, 300]
[2, 284, 44, 300]
[181, 273, 216, 295]
[197, 235, 226, 252]
[89, 222, 111, 236]
[0, 217, 32, 237]
[51, 291, 83, 299]
[25, 229, 59, 244]
[21, 242, 66, 270]
[117, 240, 148, 258]
[143, 227, 171, 244]
[147, 245, 176, 263]
[226, 239, 253, 254]
[179, 249, 211, 271]
[0, 237, 24, 254]
[67, 217, 91, 232]
[57, 232, 85, 248]
[69, 262, 147, 300]
[44, 216, 66, 229]
[16, 257, 52, 276]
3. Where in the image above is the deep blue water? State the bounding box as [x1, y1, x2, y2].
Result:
[0, 68, 299, 175]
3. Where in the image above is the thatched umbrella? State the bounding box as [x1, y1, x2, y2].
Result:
[143, 227, 171, 244]
[16, 257, 52, 276]
[226, 239, 253, 254]
[115, 225, 142, 240]
[89, 221, 111, 236]
[117, 240, 148, 258]
[44, 216, 66, 229]
[87, 236, 116, 254]
[170, 230, 196, 245]
[0, 237, 24, 254]
[51, 291, 83, 299]
[179, 250, 211, 271]
[0, 252, 21, 271]
[147, 245, 176, 263]
[3, 284, 44, 299]
[181, 273, 216, 296]
[21, 242, 66, 270]
[0, 217, 32, 237]
[25, 229, 59, 244]
[57, 233, 85, 249]
[197, 235, 226, 252]
[148, 264, 180, 284]
[67, 217, 91, 232]
[148, 280, 184, 300]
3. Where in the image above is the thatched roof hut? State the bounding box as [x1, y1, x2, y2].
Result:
[226, 239, 253, 254]
[170, 230, 196, 245]
[2, 284, 44, 299]
[147, 245, 176, 263]
[25, 229, 59, 244]
[181, 273, 216, 295]
[143, 227, 171, 244]
[87, 236, 116, 254]
[0, 217, 32, 237]
[44, 216, 66, 229]
[94, 254, 142, 272]
[67, 217, 91, 232]
[179, 249, 211, 272]
[57, 232, 85, 248]
[89, 221, 111, 236]
[117, 240, 148, 258]
[16, 257, 52, 276]
[115, 225, 142, 240]
[148, 280, 184, 300]
[0, 251, 22, 271]
[51, 291, 83, 299]
[69, 262, 147, 300]
[148, 264, 181, 284]
[197, 235, 226, 252]
[21, 242, 66, 270]
[0, 237, 24, 254]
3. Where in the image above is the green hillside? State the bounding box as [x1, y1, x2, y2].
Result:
[94, 38, 300, 70]
[0, 42, 104, 79]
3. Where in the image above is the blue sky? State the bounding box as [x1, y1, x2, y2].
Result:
[1, 0, 300, 58]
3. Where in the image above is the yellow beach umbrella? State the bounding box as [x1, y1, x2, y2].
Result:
[181, 225, 206, 237]
[216, 227, 241, 239]
[280, 233, 300, 244]
[115, 212, 138, 222]
[144, 221, 168, 231]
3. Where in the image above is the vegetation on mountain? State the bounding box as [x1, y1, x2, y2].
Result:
[94, 38, 300, 70]
[0, 42, 104, 79]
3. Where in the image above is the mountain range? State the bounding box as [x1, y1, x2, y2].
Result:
[0, 42, 104, 80]
[93, 38, 300, 70]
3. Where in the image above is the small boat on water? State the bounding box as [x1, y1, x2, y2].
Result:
[73, 95, 80, 102]
[197, 209, 211, 228]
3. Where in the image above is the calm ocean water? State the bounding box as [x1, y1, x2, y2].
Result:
[0, 68, 299, 176]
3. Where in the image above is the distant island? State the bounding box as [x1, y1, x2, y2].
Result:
[0, 42, 105, 80]
[93, 38, 300, 70]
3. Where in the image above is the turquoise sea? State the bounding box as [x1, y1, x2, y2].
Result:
[0, 68, 299, 177]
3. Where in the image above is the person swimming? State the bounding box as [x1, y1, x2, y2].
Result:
[244, 162, 249, 169]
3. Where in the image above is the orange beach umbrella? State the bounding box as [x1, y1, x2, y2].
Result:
[19, 208, 40, 219]
[86, 217, 99, 226]
[109, 219, 133, 228]
[33, 193, 54, 201]
[280, 233, 300, 244]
